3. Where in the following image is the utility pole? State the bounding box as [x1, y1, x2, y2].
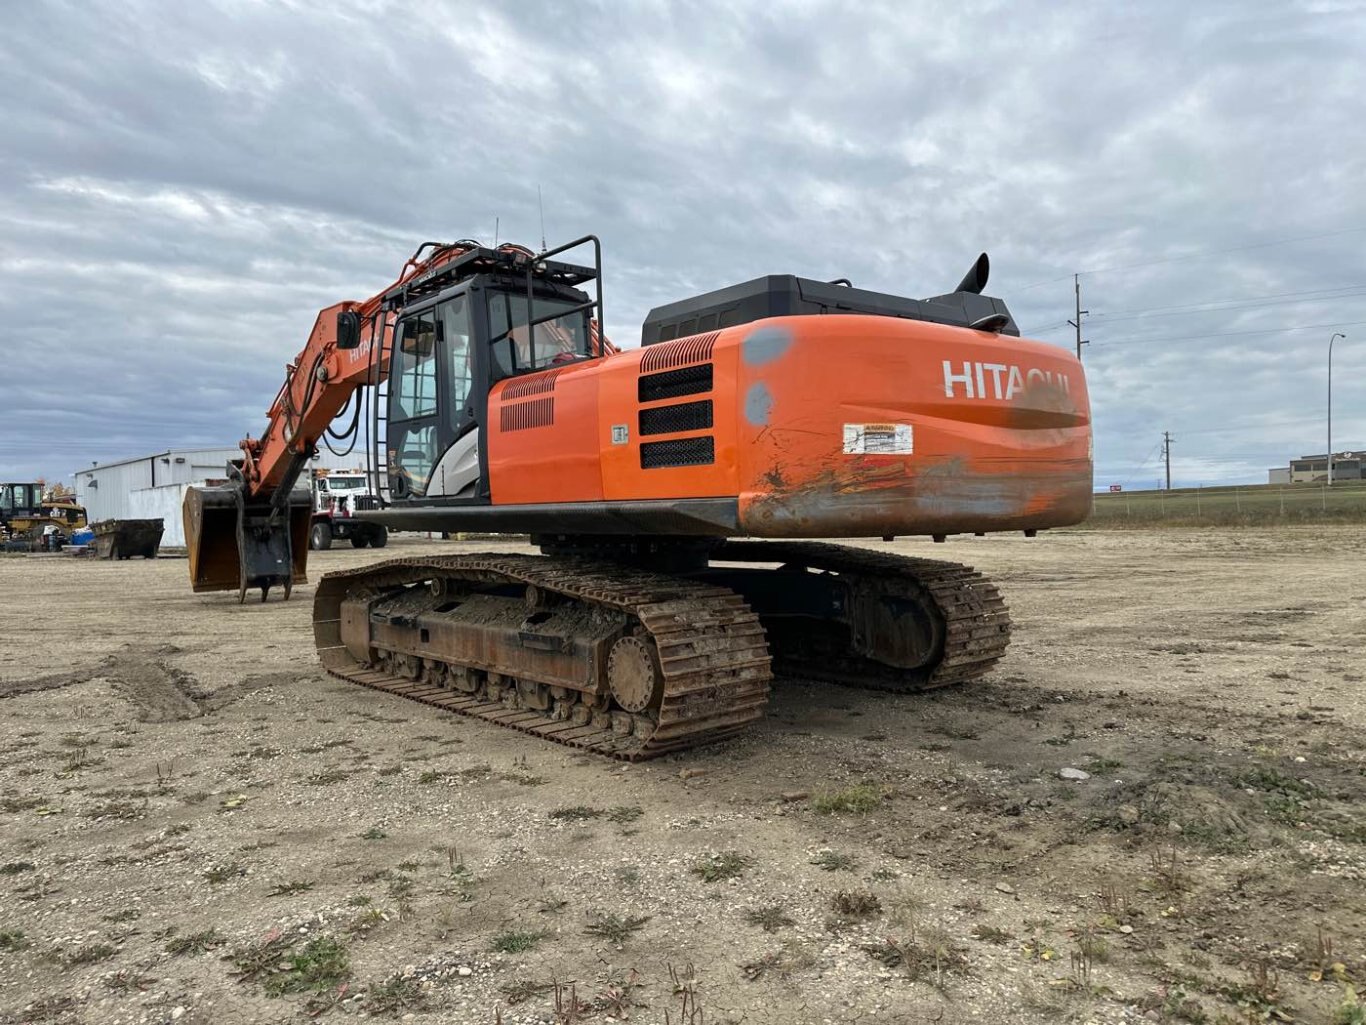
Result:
[1068, 274, 1089, 360]
[1162, 431, 1174, 491]
[1328, 332, 1345, 486]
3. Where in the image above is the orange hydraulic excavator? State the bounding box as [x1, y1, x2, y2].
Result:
[185, 235, 1091, 758]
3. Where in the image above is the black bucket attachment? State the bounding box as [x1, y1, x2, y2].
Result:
[184, 484, 311, 602]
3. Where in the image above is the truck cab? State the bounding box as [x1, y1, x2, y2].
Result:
[309, 470, 388, 551]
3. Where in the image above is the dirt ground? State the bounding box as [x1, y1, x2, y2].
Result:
[1, 528, 1363, 1025]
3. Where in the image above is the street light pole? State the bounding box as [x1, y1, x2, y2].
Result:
[1329, 332, 1345, 486]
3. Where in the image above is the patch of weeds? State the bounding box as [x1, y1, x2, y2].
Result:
[64, 942, 117, 967]
[103, 968, 156, 991]
[971, 923, 1013, 945]
[863, 926, 968, 987]
[266, 880, 315, 897]
[366, 972, 428, 1015]
[1236, 764, 1314, 797]
[584, 911, 650, 947]
[491, 928, 548, 954]
[387, 876, 415, 900]
[165, 823, 191, 836]
[1144, 848, 1190, 897]
[1334, 984, 1365, 1025]
[108, 738, 135, 750]
[1076, 928, 1110, 963]
[376, 765, 402, 777]
[102, 909, 140, 924]
[359, 826, 387, 840]
[830, 889, 882, 920]
[181, 790, 211, 805]
[538, 897, 568, 914]
[741, 942, 817, 982]
[84, 800, 145, 820]
[346, 894, 372, 907]
[166, 929, 224, 956]
[0, 929, 28, 952]
[744, 905, 795, 932]
[870, 868, 899, 882]
[0, 861, 36, 875]
[346, 907, 390, 936]
[812, 782, 883, 814]
[204, 862, 246, 884]
[416, 770, 446, 784]
[614, 865, 641, 886]
[810, 850, 856, 872]
[692, 850, 754, 883]
[305, 769, 350, 786]
[0, 795, 45, 813]
[230, 931, 350, 997]
[549, 805, 602, 821]
[456, 764, 492, 780]
[358, 868, 392, 884]
[1083, 757, 1124, 775]
[607, 805, 644, 824]
[502, 978, 553, 1005]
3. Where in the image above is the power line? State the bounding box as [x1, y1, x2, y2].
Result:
[1087, 317, 1366, 349]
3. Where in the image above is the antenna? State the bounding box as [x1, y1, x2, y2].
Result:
[537, 184, 546, 251]
[494, 216, 499, 247]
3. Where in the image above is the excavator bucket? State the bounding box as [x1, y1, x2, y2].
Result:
[184, 484, 311, 602]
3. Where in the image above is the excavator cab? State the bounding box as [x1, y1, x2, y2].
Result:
[383, 253, 601, 505]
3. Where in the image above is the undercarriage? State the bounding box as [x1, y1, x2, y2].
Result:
[313, 540, 1010, 759]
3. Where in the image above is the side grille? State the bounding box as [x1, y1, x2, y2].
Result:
[638, 363, 713, 403]
[639, 332, 719, 373]
[641, 436, 715, 470]
[353, 495, 380, 511]
[500, 397, 554, 431]
[502, 369, 562, 400]
[639, 400, 713, 436]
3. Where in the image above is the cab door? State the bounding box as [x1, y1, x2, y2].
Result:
[387, 294, 479, 500]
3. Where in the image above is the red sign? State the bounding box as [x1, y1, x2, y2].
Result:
[1108, 484, 1122, 492]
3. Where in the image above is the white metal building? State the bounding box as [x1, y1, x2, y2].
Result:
[73, 446, 374, 547]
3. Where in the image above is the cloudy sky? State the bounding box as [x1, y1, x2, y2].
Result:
[2, 0, 1364, 490]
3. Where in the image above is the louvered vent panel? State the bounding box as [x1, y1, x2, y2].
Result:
[639, 332, 719, 373]
[500, 397, 555, 431]
[638, 400, 713, 436]
[637, 363, 714, 403]
[640, 436, 715, 469]
[502, 369, 562, 400]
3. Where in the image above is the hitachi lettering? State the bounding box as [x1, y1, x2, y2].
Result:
[941, 360, 1070, 399]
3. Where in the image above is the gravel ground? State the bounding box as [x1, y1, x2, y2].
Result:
[0, 527, 1363, 1025]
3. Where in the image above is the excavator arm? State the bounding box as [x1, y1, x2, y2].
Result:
[185, 239, 594, 601]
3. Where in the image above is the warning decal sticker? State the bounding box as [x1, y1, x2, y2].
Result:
[843, 423, 913, 455]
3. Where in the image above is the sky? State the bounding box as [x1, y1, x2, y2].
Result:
[2, 0, 1364, 491]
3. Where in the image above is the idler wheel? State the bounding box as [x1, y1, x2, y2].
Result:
[607, 635, 663, 713]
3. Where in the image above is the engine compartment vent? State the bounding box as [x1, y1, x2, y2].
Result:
[500, 397, 555, 431]
[501, 368, 562, 400]
[639, 400, 713, 436]
[639, 332, 719, 373]
[640, 436, 715, 470]
[638, 363, 713, 403]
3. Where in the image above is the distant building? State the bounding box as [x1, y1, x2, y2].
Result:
[73, 446, 372, 546]
[1268, 451, 1365, 485]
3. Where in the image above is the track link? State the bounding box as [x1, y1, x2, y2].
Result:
[313, 554, 772, 760]
[714, 541, 1011, 693]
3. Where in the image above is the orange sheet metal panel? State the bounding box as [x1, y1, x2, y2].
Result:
[487, 363, 606, 504]
[597, 341, 740, 501]
[731, 317, 1093, 537]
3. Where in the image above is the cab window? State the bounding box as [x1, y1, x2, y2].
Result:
[487, 292, 591, 375]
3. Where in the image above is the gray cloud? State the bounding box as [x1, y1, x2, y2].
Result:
[1, 0, 1363, 488]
